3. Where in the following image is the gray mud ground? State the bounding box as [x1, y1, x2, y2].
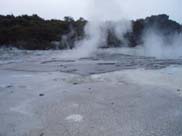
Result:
[0, 49, 182, 136]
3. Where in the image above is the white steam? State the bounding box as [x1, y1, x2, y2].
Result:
[71, 22, 107, 58]
[60, 0, 182, 60]
[62, 0, 132, 59]
[142, 29, 182, 59]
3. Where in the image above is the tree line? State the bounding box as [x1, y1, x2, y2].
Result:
[0, 14, 181, 50]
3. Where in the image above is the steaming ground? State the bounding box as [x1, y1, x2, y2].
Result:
[1, 48, 182, 136]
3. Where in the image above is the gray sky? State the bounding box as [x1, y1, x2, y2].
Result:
[0, 0, 182, 22]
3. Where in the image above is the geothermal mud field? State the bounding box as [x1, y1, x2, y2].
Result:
[1, 48, 182, 136]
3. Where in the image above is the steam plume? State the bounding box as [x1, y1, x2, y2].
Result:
[64, 0, 132, 59]
[142, 28, 182, 59]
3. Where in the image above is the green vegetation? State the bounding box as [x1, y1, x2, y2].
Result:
[0, 15, 86, 50]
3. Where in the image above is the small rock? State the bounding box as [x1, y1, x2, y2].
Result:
[40, 133, 44, 136]
[73, 82, 78, 85]
[177, 89, 181, 92]
[66, 114, 83, 122]
[39, 93, 45, 96]
[6, 85, 13, 88]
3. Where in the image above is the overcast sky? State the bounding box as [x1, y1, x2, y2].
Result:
[0, 0, 182, 22]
